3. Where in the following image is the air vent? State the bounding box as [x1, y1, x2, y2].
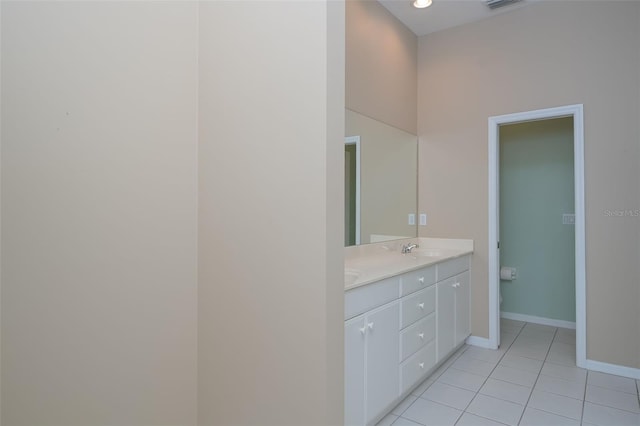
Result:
[486, 0, 522, 9]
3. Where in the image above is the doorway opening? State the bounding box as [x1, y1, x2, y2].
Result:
[488, 104, 586, 369]
[499, 117, 576, 328]
[345, 136, 361, 246]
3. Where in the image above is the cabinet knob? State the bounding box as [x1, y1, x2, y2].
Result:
[452, 282, 460, 288]
[367, 322, 374, 330]
[418, 303, 425, 310]
[359, 327, 366, 335]
[418, 333, 424, 340]
[419, 363, 425, 369]
[418, 277, 425, 284]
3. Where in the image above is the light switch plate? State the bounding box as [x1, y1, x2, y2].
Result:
[408, 214, 416, 226]
[563, 213, 575, 225]
[419, 214, 427, 226]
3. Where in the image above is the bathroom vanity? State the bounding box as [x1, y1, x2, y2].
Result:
[344, 238, 473, 426]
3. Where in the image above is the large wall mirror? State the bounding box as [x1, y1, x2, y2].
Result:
[345, 109, 418, 246]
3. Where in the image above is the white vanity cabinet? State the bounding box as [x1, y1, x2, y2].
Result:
[437, 258, 471, 360]
[344, 253, 472, 426]
[398, 284, 437, 395]
[356, 302, 400, 424]
[455, 272, 470, 350]
[345, 278, 400, 426]
[345, 318, 367, 426]
[345, 305, 400, 426]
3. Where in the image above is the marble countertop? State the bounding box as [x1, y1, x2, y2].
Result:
[345, 237, 473, 291]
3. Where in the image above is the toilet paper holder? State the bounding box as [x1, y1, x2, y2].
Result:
[500, 266, 517, 281]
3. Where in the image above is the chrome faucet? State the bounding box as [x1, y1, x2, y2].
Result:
[401, 243, 419, 254]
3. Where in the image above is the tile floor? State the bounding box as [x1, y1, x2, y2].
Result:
[377, 320, 640, 426]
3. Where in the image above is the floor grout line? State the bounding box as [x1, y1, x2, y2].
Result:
[583, 399, 640, 415]
[533, 387, 585, 401]
[450, 322, 527, 426]
[456, 411, 512, 426]
[585, 381, 640, 395]
[514, 326, 558, 425]
[525, 405, 583, 423]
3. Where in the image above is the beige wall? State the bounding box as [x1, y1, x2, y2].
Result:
[1, 2, 199, 424]
[346, 0, 417, 134]
[2, 2, 345, 425]
[197, 1, 344, 425]
[346, 109, 417, 243]
[418, 1, 640, 369]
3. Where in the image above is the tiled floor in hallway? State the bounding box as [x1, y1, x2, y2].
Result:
[378, 320, 640, 426]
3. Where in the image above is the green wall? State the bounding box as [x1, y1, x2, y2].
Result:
[500, 117, 575, 322]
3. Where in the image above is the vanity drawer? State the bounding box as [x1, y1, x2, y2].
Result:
[400, 313, 435, 362]
[400, 286, 435, 329]
[400, 265, 436, 297]
[345, 276, 400, 320]
[437, 255, 470, 281]
[400, 339, 436, 395]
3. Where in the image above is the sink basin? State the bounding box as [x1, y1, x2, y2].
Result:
[409, 248, 445, 257]
[409, 248, 461, 258]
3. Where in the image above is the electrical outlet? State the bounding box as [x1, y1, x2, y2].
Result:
[408, 214, 416, 225]
[419, 214, 427, 226]
[563, 213, 575, 225]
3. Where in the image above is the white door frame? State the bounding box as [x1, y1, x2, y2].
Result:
[488, 104, 586, 368]
[345, 136, 361, 245]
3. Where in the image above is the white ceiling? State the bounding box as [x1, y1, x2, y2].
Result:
[377, 0, 535, 36]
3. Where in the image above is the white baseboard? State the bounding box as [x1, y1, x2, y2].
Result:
[584, 359, 640, 380]
[501, 313, 639, 380]
[466, 335, 496, 349]
[501, 311, 576, 330]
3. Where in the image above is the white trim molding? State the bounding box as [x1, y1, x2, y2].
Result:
[488, 104, 586, 367]
[584, 359, 640, 380]
[465, 335, 493, 349]
[501, 311, 576, 330]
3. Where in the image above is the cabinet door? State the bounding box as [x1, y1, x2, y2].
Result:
[365, 302, 400, 424]
[454, 271, 470, 347]
[437, 279, 456, 361]
[345, 316, 366, 426]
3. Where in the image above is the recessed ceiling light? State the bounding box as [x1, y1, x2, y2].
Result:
[413, 0, 432, 8]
